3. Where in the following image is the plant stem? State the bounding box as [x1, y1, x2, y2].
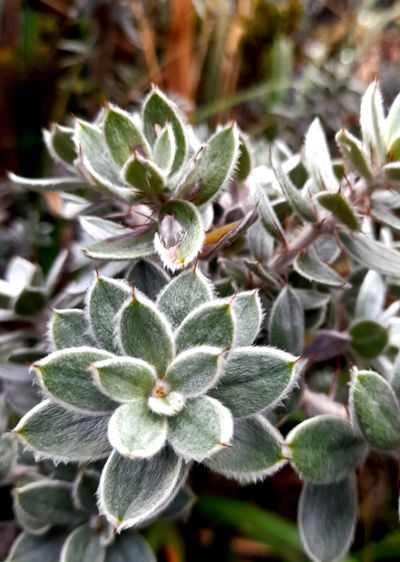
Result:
[268, 217, 336, 275]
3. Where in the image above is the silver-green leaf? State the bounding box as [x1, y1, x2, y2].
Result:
[205, 415, 286, 483]
[287, 415, 366, 483]
[117, 290, 174, 374]
[84, 229, 156, 261]
[49, 309, 94, 350]
[299, 475, 357, 562]
[166, 346, 222, 397]
[294, 247, 348, 288]
[142, 88, 187, 173]
[350, 370, 400, 450]
[108, 400, 167, 458]
[61, 524, 105, 562]
[87, 276, 130, 352]
[104, 533, 156, 562]
[0, 433, 17, 482]
[33, 347, 115, 414]
[14, 400, 111, 462]
[304, 118, 339, 192]
[168, 396, 233, 461]
[104, 106, 150, 167]
[339, 231, 400, 277]
[99, 447, 185, 531]
[211, 347, 299, 417]
[154, 200, 205, 271]
[269, 286, 304, 355]
[91, 357, 156, 403]
[232, 290, 263, 347]
[175, 300, 234, 353]
[177, 125, 240, 205]
[16, 480, 81, 526]
[157, 269, 213, 329]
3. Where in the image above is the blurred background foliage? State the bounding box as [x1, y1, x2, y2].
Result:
[2, 1, 400, 560]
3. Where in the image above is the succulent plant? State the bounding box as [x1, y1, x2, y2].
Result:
[9, 89, 247, 271]
[6, 79, 400, 562]
[13, 267, 301, 531]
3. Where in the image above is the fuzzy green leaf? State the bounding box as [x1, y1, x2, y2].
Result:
[157, 269, 213, 329]
[350, 370, 400, 450]
[15, 400, 111, 462]
[14, 287, 47, 316]
[153, 124, 176, 171]
[256, 184, 285, 241]
[304, 118, 339, 192]
[108, 400, 167, 458]
[271, 151, 316, 222]
[211, 347, 298, 417]
[99, 447, 185, 531]
[232, 290, 263, 347]
[355, 270, 386, 319]
[104, 533, 156, 562]
[360, 81, 386, 165]
[168, 396, 233, 461]
[104, 106, 150, 167]
[16, 481, 81, 526]
[79, 216, 126, 240]
[287, 415, 366, 483]
[299, 476, 357, 562]
[87, 276, 130, 352]
[236, 135, 252, 181]
[294, 247, 348, 288]
[34, 347, 115, 414]
[44, 124, 76, 165]
[84, 228, 156, 261]
[316, 192, 359, 230]
[0, 433, 17, 482]
[50, 309, 94, 350]
[339, 231, 400, 277]
[335, 128, 372, 180]
[385, 91, 400, 146]
[166, 346, 222, 397]
[61, 524, 105, 562]
[269, 286, 304, 355]
[75, 121, 140, 204]
[154, 200, 205, 271]
[142, 88, 187, 173]
[128, 259, 168, 300]
[5, 529, 68, 562]
[73, 470, 99, 513]
[349, 319, 388, 358]
[117, 290, 174, 374]
[177, 125, 240, 205]
[175, 300, 234, 353]
[205, 415, 286, 483]
[91, 357, 156, 402]
[14, 499, 51, 535]
[122, 153, 166, 194]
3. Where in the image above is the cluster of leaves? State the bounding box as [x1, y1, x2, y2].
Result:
[8, 468, 156, 562]
[15, 268, 301, 532]
[10, 89, 249, 272]
[3, 81, 400, 562]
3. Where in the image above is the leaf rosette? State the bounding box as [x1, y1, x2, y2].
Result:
[14, 269, 300, 530]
